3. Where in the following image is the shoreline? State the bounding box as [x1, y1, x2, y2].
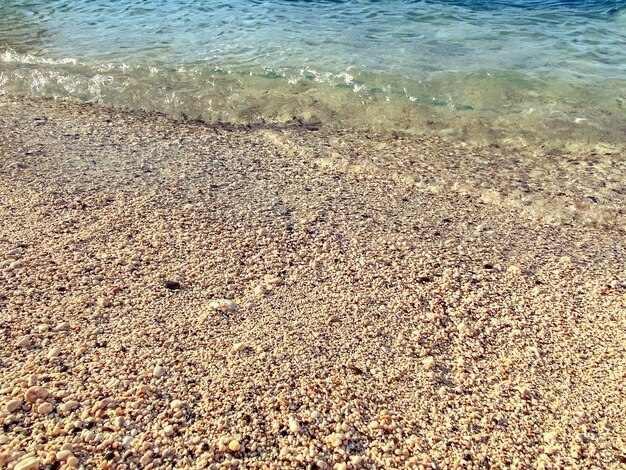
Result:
[1, 96, 625, 468]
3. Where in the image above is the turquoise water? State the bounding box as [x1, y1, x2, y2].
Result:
[1, 0, 625, 144]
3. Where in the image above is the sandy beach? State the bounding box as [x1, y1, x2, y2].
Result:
[0, 97, 625, 469]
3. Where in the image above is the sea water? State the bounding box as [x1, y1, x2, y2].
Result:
[0, 0, 625, 145]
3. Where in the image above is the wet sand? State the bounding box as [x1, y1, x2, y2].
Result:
[0, 97, 625, 469]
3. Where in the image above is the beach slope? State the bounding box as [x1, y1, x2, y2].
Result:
[0, 97, 625, 468]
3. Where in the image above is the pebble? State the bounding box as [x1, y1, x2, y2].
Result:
[66, 457, 79, 468]
[139, 452, 153, 466]
[153, 365, 166, 378]
[231, 342, 247, 353]
[16, 336, 31, 348]
[170, 399, 183, 410]
[163, 424, 175, 437]
[351, 456, 364, 466]
[457, 322, 473, 336]
[254, 284, 268, 296]
[264, 274, 283, 286]
[54, 322, 71, 331]
[56, 450, 74, 461]
[507, 265, 522, 274]
[0, 454, 11, 467]
[228, 439, 241, 452]
[60, 400, 79, 412]
[327, 433, 344, 448]
[209, 299, 238, 312]
[24, 386, 49, 403]
[163, 280, 181, 290]
[47, 347, 61, 359]
[543, 431, 557, 443]
[289, 417, 301, 433]
[6, 399, 21, 413]
[37, 402, 53, 414]
[14, 457, 39, 470]
[422, 356, 436, 369]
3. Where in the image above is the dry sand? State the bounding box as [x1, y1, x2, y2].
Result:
[0, 97, 625, 469]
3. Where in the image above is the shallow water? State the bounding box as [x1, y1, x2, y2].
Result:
[1, 0, 625, 145]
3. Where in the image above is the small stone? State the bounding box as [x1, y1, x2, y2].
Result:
[254, 284, 268, 296]
[351, 456, 364, 466]
[14, 457, 40, 470]
[230, 342, 247, 353]
[327, 315, 340, 324]
[422, 356, 436, 369]
[6, 399, 21, 413]
[153, 365, 166, 378]
[16, 336, 31, 348]
[37, 402, 53, 414]
[113, 416, 125, 429]
[543, 431, 558, 443]
[507, 265, 522, 274]
[24, 386, 49, 403]
[228, 439, 241, 452]
[54, 322, 71, 331]
[517, 386, 531, 399]
[66, 457, 79, 468]
[264, 274, 283, 287]
[56, 450, 74, 461]
[97, 298, 112, 308]
[163, 424, 175, 437]
[327, 433, 343, 448]
[47, 347, 61, 359]
[0, 453, 11, 467]
[60, 401, 79, 412]
[289, 417, 301, 434]
[171, 400, 183, 410]
[139, 452, 153, 466]
[369, 420, 380, 430]
[457, 323, 473, 336]
[163, 280, 181, 290]
[60, 444, 73, 452]
[209, 299, 238, 312]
